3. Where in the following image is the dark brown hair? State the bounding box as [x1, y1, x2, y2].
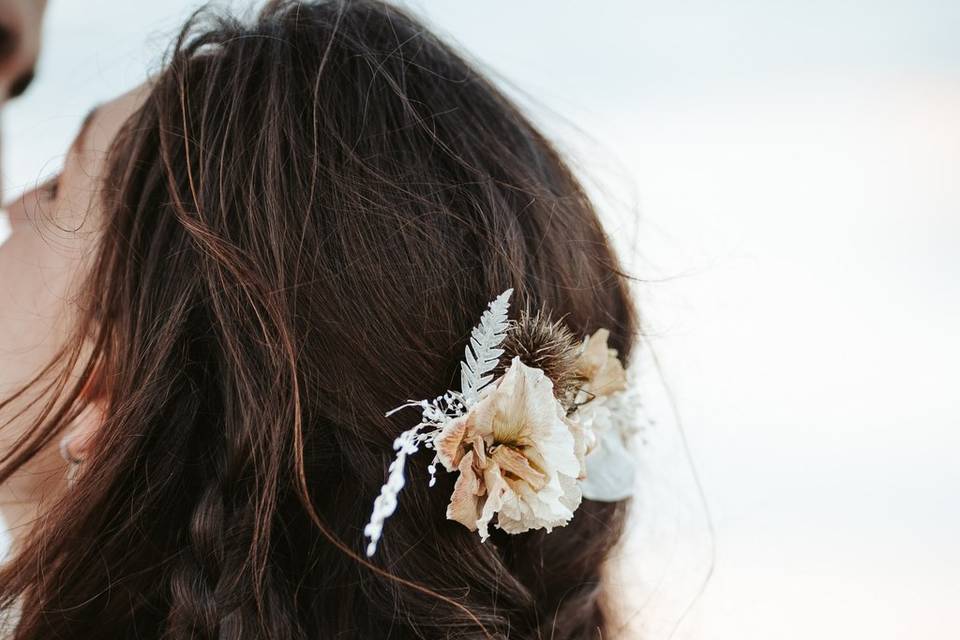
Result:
[0, 1, 639, 637]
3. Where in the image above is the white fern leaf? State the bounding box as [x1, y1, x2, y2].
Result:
[459, 288, 513, 405]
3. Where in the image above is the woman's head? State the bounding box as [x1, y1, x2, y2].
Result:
[0, 1, 638, 638]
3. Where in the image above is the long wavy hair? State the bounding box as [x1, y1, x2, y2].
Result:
[0, 1, 639, 638]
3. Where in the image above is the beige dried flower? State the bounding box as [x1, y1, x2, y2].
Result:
[574, 328, 637, 502]
[434, 356, 586, 540]
[576, 328, 627, 400]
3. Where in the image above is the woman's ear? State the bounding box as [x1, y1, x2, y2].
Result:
[59, 400, 105, 464]
[59, 365, 108, 464]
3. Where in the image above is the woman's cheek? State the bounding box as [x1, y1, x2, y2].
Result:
[0, 214, 90, 518]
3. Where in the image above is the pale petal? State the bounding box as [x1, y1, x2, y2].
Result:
[576, 401, 613, 437]
[446, 451, 484, 530]
[490, 446, 547, 491]
[557, 472, 583, 514]
[476, 462, 509, 541]
[435, 394, 498, 472]
[522, 408, 580, 482]
[581, 427, 636, 502]
[435, 416, 470, 472]
[578, 329, 627, 397]
[492, 478, 527, 534]
[496, 470, 579, 535]
[564, 414, 592, 479]
[465, 385, 499, 443]
[532, 470, 579, 525]
[578, 328, 612, 379]
[591, 354, 627, 397]
[471, 433, 487, 467]
[489, 357, 559, 447]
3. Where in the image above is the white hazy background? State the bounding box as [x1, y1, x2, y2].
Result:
[1, 1, 958, 638]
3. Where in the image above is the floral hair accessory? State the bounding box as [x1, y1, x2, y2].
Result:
[574, 329, 643, 502]
[363, 289, 643, 556]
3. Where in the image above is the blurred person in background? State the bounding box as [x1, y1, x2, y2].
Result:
[0, 0, 44, 192]
[0, 1, 645, 638]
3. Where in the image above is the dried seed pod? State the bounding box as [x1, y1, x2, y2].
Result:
[497, 309, 584, 408]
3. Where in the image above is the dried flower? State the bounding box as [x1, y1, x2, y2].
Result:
[497, 310, 583, 406]
[435, 356, 585, 540]
[576, 328, 627, 399]
[363, 291, 643, 557]
[574, 329, 638, 501]
[364, 289, 513, 556]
